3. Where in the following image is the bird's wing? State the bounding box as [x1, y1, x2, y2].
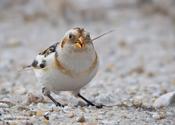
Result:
[23, 42, 59, 69]
[39, 42, 59, 57]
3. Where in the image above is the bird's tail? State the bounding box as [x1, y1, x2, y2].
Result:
[17, 64, 33, 73]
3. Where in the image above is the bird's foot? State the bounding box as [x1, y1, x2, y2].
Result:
[42, 87, 64, 107]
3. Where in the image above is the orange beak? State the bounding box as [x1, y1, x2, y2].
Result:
[74, 37, 85, 48]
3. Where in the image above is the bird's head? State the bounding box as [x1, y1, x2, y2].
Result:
[60, 27, 93, 52]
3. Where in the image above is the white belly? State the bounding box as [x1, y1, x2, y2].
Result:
[34, 63, 98, 92]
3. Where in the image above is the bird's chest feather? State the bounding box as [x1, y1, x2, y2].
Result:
[59, 51, 97, 73]
[33, 51, 98, 89]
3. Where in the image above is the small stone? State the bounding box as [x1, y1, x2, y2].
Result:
[128, 86, 138, 95]
[118, 40, 127, 48]
[118, 100, 130, 107]
[26, 92, 44, 104]
[76, 115, 85, 123]
[77, 100, 87, 107]
[0, 99, 14, 107]
[24, 122, 33, 125]
[152, 112, 166, 120]
[0, 103, 9, 108]
[153, 91, 175, 108]
[105, 64, 115, 72]
[17, 105, 30, 111]
[36, 110, 44, 116]
[67, 112, 74, 118]
[132, 97, 143, 108]
[13, 86, 26, 95]
[51, 105, 61, 112]
[129, 66, 145, 75]
[146, 72, 155, 77]
[37, 103, 50, 111]
[28, 110, 37, 116]
[44, 112, 50, 120]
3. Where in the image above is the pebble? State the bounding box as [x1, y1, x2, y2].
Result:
[153, 91, 175, 108]
[25, 122, 33, 125]
[67, 112, 74, 118]
[132, 99, 142, 108]
[37, 103, 51, 111]
[0, 98, 14, 106]
[131, 96, 143, 108]
[152, 112, 166, 120]
[118, 40, 128, 48]
[128, 86, 138, 95]
[76, 115, 86, 123]
[17, 105, 30, 111]
[44, 112, 50, 120]
[105, 64, 115, 72]
[146, 72, 155, 77]
[77, 100, 87, 107]
[0, 102, 10, 108]
[128, 66, 145, 75]
[28, 110, 37, 116]
[26, 93, 44, 104]
[36, 110, 44, 116]
[13, 86, 26, 95]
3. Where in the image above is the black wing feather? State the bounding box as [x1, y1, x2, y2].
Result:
[39, 42, 59, 57]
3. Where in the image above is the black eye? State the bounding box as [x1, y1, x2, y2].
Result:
[69, 33, 74, 39]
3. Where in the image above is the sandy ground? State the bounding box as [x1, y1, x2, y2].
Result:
[0, 0, 175, 125]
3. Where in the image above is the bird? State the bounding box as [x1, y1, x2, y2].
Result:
[29, 27, 113, 108]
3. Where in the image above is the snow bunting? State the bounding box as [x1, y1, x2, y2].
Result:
[30, 27, 112, 108]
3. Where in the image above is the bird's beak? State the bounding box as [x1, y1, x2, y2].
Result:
[74, 37, 85, 48]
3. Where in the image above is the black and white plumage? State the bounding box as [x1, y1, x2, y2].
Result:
[32, 42, 58, 69]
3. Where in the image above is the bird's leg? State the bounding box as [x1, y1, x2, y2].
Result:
[77, 93, 103, 108]
[42, 87, 64, 107]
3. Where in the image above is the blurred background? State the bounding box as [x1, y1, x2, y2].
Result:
[0, 0, 175, 124]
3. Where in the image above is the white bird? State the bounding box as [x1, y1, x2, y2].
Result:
[30, 27, 112, 108]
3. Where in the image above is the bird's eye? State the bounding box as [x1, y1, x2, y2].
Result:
[69, 33, 74, 39]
